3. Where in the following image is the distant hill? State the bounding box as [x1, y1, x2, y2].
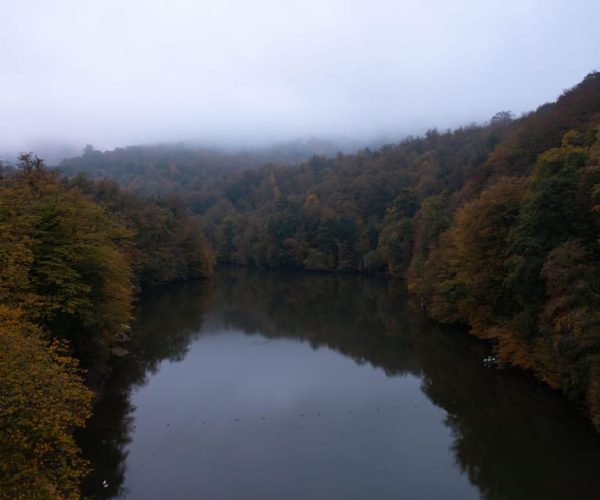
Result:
[57, 138, 363, 197]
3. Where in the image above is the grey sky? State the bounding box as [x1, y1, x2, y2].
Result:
[1, 0, 599, 153]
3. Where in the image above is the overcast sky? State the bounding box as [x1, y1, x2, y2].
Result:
[1, 0, 599, 155]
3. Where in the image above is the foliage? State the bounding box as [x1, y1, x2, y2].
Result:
[0, 154, 213, 496]
[59, 72, 600, 429]
[0, 306, 93, 499]
[0, 155, 133, 363]
[69, 176, 214, 290]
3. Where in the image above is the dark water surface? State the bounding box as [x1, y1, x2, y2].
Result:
[78, 269, 600, 500]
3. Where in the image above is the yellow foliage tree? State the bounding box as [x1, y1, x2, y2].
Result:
[0, 155, 133, 362]
[0, 306, 93, 499]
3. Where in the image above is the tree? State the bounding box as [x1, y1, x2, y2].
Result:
[491, 111, 514, 124]
[0, 306, 93, 499]
[0, 155, 133, 363]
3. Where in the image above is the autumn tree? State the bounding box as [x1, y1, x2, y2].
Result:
[0, 306, 93, 499]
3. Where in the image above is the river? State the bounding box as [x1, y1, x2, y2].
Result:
[77, 269, 600, 499]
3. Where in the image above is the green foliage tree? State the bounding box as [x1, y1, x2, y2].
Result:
[0, 155, 133, 363]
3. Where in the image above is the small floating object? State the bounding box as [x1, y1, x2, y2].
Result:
[102, 480, 108, 488]
[483, 355, 497, 367]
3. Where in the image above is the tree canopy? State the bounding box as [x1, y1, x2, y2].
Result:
[59, 72, 600, 429]
[0, 154, 214, 495]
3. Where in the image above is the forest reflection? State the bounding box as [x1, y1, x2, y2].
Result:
[78, 269, 600, 500]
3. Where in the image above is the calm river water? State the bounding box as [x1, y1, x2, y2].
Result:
[78, 269, 600, 499]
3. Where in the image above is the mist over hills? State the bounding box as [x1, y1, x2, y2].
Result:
[2, 137, 360, 169]
[3, 1, 600, 497]
[53, 72, 600, 432]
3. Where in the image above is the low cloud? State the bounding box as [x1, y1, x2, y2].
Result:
[1, 0, 599, 154]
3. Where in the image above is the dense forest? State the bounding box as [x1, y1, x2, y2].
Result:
[60, 72, 600, 433]
[0, 155, 213, 497]
[3, 71, 600, 496]
[59, 138, 360, 199]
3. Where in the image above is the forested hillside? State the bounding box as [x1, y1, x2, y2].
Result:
[59, 139, 357, 199]
[0, 155, 213, 497]
[61, 72, 600, 429]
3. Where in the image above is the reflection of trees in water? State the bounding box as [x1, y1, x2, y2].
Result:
[76, 374, 134, 499]
[421, 344, 600, 500]
[129, 280, 213, 377]
[78, 269, 600, 500]
[77, 281, 212, 499]
[209, 269, 600, 500]
[212, 269, 425, 376]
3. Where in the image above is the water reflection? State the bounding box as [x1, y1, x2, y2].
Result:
[78, 269, 600, 499]
[77, 281, 212, 498]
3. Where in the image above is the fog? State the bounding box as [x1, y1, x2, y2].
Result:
[1, 0, 599, 157]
